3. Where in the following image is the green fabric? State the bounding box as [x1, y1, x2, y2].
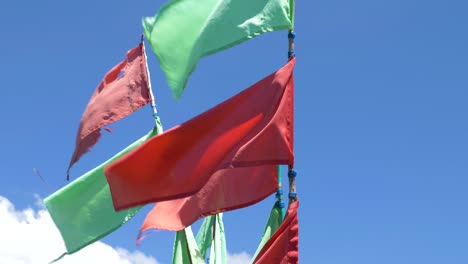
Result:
[173, 214, 227, 264]
[172, 226, 205, 264]
[195, 215, 215, 260]
[251, 204, 283, 262]
[143, 0, 294, 99]
[210, 214, 227, 264]
[289, 0, 295, 29]
[45, 119, 163, 257]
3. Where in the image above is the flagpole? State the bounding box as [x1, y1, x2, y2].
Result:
[288, 168, 297, 204]
[287, 25, 296, 205]
[288, 31, 295, 61]
[141, 35, 159, 122]
[277, 166, 286, 220]
[288, 0, 297, 205]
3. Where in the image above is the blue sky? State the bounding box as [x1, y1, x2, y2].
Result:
[1, 0, 468, 263]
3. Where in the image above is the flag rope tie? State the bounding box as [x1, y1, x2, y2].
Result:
[275, 189, 283, 198]
[276, 188, 285, 209]
[288, 170, 297, 178]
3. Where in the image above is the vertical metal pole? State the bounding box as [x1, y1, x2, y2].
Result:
[277, 166, 286, 220]
[288, 31, 295, 60]
[287, 0, 297, 205]
[141, 36, 159, 122]
[288, 169, 297, 205]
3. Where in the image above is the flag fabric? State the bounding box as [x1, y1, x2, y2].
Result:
[253, 200, 299, 264]
[45, 122, 163, 258]
[251, 203, 283, 262]
[105, 58, 295, 211]
[143, 0, 294, 98]
[67, 43, 152, 179]
[140, 165, 277, 231]
[197, 214, 227, 264]
[171, 227, 204, 264]
[172, 214, 227, 264]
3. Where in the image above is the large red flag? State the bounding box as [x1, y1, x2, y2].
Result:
[105, 58, 295, 210]
[254, 200, 299, 264]
[140, 165, 278, 232]
[67, 43, 151, 179]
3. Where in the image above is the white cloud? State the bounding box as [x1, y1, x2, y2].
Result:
[0, 195, 159, 264]
[227, 251, 251, 264]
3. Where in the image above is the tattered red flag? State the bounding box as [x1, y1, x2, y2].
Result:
[67, 43, 151, 180]
[104, 58, 295, 210]
[254, 200, 299, 264]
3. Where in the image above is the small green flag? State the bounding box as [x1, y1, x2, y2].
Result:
[173, 214, 227, 264]
[143, 0, 294, 99]
[45, 119, 163, 258]
[251, 203, 283, 262]
[172, 226, 206, 264]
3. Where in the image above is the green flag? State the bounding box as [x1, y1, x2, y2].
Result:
[172, 226, 205, 264]
[197, 214, 227, 264]
[143, 0, 294, 99]
[251, 203, 283, 262]
[173, 214, 227, 264]
[45, 119, 163, 258]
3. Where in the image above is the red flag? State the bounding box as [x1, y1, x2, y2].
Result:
[254, 200, 299, 264]
[140, 165, 278, 232]
[67, 43, 151, 179]
[105, 58, 295, 210]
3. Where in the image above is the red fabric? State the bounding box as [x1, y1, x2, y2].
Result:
[67, 43, 151, 179]
[105, 58, 295, 210]
[254, 200, 299, 264]
[140, 165, 277, 232]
